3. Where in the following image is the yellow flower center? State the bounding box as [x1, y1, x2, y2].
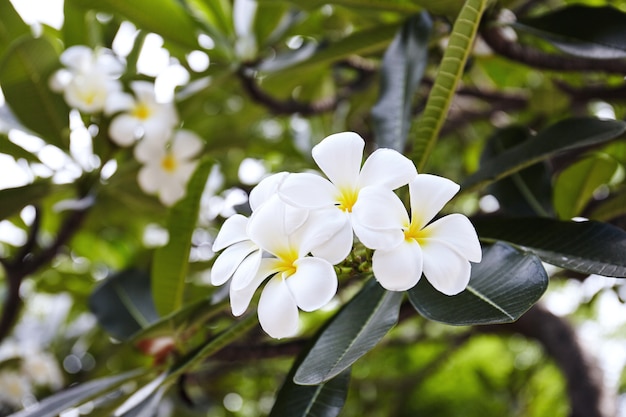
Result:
[161, 154, 177, 173]
[336, 187, 359, 213]
[404, 220, 428, 243]
[274, 248, 299, 278]
[132, 103, 152, 120]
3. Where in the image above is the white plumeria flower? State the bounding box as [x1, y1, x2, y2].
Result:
[50, 45, 124, 113]
[230, 196, 341, 339]
[369, 174, 482, 294]
[0, 371, 32, 409]
[105, 81, 178, 146]
[279, 132, 417, 260]
[134, 129, 203, 206]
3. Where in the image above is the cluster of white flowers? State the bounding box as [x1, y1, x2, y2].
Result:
[211, 132, 482, 339]
[50, 46, 202, 206]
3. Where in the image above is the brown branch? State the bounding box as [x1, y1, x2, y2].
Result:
[0, 205, 90, 343]
[481, 25, 626, 74]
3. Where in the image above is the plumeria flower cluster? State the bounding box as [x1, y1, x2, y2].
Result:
[51, 46, 202, 206]
[211, 132, 482, 339]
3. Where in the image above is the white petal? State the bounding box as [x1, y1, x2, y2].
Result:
[309, 212, 353, 264]
[279, 172, 337, 209]
[312, 132, 364, 189]
[212, 214, 249, 251]
[358, 148, 417, 190]
[130, 80, 157, 102]
[109, 114, 140, 146]
[294, 207, 347, 255]
[60, 46, 93, 70]
[158, 181, 185, 206]
[142, 118, 176, 144]
[105, 91, 135, 114]
[353, 221, 404, 250]
[286, 257, 337, 312]
[421, 240, 471, 295]
[230, 250, 263, 290]
[247, 197, 290, 255]
[258, 277, 300, 338]
[137, 165, 166, 194]
[172, 160, 198, 185]
[134, 139, 165, 163]
[422, 214, 482, 263]
[210, 241, 258, 286]
[372, 241, 423, 291]
[249, 172, 288, 211]
[230, 261, 275, 316]
[352, 186, 408, 230]
[409, 174, 460, 228]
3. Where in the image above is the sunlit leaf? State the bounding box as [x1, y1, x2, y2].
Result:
[0, 36, 70, 148]
[514, 5, 626, 59]
[294, 279, 403, 385]
[152, 158, 214, 317]
[371, 12, 431, 152]
[0, 0, 29, 58]
[89, 269, 159, 341]
[462, 118, 626, 192]
[474, 217, 626, 278]
[408, 242, 548, 325]
[588, 188, 626, 222]
[9, 370, 147, 417]
[553, 153, 619, 219]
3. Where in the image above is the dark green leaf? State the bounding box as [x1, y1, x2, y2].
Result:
[0, 181, 56, 221]
[9, 370, 146, 417]
[152, 158, 214, 316]
[0, 0, 29, 58]
[68, 0, 200, 49]
[89, 269, 159, 341]
[481, 125, 553, 217]
[474, 217, 626, 278]
[462, 118, 626, 192]
[270, 369, 350, 417]
[553, 153, 618, 220]
[0, 36, 70, 148]
[408, 242, 548, 325]
[514, 5, 626, 59]
[294, 279, 403, 385]
[371, 13, 431, 152]
[257, 0, 421, 13]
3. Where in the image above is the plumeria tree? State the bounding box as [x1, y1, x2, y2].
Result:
[1, 0, 626, 416]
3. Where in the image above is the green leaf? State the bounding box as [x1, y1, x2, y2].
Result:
[553, 153, 619, 220]
[408, 242, 548, 325]
[89, 269, 159, 341]
[9, 370, 146, 417]
[481, 126, 553, 217]
[514, 5, 626, 60]
[474, 217, 626, 278]
[276, 22, 401, 73]
[0, 180, 56, 221]
[68, 0, 199, 49]
[589, 188, 626, 222]
[0, 0, 29, 58]
[462, 118, 626, 192]
[257, 0, 421, 14]
[0, 36, 70, 148]
[152, 158, 214, 316]
[294, 279, 403, 385]
[411, 0, 489, 171]
[269, 369, 350, 417]
[371, 13, 431, 152]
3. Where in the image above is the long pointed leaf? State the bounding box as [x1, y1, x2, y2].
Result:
[463, 117, 626, 192]
[0, 36, 70, 148]
[474, 217, 626, 277]
[371, 13, 432, 152]
[152, 158, 214, 316]
[294, 279, 403, 385]
[411, 0, 488, 171]
[408, 242, 548, 325]
[0, 0, 29, 58]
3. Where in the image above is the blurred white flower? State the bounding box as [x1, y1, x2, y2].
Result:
[279, 132, 417, 260]
[105, 81, 178, 146]
[371, 174, 482, 294]
[22, 350, 63, 390]
[50, 45, 124, 113]
[134, 129, 203, 206]
[0, 371, 32, 409]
